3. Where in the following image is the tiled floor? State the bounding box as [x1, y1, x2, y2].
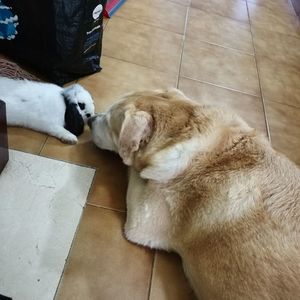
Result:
[4, 0, 300, 299]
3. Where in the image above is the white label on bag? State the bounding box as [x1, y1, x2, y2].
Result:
[93, 4, 103, 20]
[87, 25, 100, 35]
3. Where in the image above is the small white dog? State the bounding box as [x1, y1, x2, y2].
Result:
[0, 76, 95, 144]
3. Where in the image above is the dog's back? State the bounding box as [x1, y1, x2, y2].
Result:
[176, 133, 300, 300]
[0, 76, 64, 127]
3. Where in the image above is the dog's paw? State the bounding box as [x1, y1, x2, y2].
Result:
[60, 134, 78, 144]
[124, 226, 143, 245]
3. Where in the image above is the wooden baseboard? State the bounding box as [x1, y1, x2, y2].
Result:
[0, 100, 9, 174]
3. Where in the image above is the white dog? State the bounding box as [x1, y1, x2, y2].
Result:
[0, 76, 94, 144]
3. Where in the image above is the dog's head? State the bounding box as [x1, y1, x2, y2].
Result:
[62, 84, 95, 136]
[89, 89, 252, 181]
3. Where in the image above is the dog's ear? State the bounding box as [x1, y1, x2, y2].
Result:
[64, 102, 84, 137]
[118, 110, 153, 165]
[62, 84, 80, 103]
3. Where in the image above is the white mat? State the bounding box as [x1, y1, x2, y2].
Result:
[0, 150, 95, 300]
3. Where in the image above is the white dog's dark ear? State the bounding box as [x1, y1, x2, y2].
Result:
[118, 110, 153, 166]
[63, 94, 84, 137]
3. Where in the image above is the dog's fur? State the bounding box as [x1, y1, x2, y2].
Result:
[89, 89, 300, 299]
[0, 76, 94, 144]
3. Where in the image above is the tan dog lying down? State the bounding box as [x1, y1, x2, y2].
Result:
[88, 89, 300, 299]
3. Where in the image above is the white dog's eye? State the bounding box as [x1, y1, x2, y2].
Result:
[78, 102, 85, 110]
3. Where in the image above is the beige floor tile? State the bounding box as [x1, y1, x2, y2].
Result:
[179, 77, 268, 135]
[186, 8, 253, 53]
[248, 3, 300, 37]
[169, 0, 191, 6]
[114, 0, 187, 34]
[8, 127, 47, 154]
[149, 251, 196, 300]
[87, 158, 127, 211]
[265, 101, 300, 165]
[103, 17, 183, 74]
[40, 128, 105, 168]
[257, 56, 300, 108]
[63, 80, 77, 87]
[181, 39, 260, 96]
[252, 28, 300, 69]
[191, 0, 249, 23]
[56, 206, 154, 300]
[247, 0, 296, 16]
[79, 56, 177, 112]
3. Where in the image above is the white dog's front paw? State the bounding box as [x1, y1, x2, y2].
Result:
[49, 126, 79, 144]
[60, 133, 78, 144]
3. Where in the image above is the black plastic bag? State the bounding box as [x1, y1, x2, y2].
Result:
[0, 0, 106, 85]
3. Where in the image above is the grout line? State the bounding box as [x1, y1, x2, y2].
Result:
[87, 202, 126, 213]
[246, 0, 272, 143]
[84, 169, 99, 205]
[176, 5, 190, 88]
[184, 37, 255, 56]
[180, 75, 261, 98]
[167, 0, 191, 7]
[103, 18, 110, 31]
[251, 27, 300, 42]
[38, 135, 49, 155]
[111, 14, 185, 36]
[102, 53, 179, 79]
[247, 0, 300, 40]
[147, 251, 157, 300]
[190, 6, 251, 25]
[247, 0, 298, 17]
[263, 98, 300, 110]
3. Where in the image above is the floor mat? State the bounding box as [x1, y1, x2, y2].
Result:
[0, 150, 95, 300]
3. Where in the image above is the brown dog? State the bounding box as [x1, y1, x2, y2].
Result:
[89, 89, 300, 299]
